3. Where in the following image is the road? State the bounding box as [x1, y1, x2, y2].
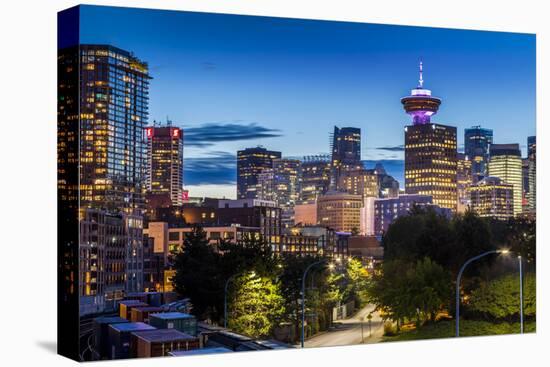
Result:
[304, 304, 384, 348]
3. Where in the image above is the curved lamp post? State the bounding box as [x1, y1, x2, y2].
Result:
[224, 271, 255, 329]
[301, 259, 333, 348]
[455, 249, 509, 337]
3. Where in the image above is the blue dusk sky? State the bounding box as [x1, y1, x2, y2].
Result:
[73, 5, 536, 199]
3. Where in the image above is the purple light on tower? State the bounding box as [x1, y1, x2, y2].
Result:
[401, 61, 442, 125]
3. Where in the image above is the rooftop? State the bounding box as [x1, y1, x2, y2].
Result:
[150, 312, 195, 320]
[132, 329, 196, 343]
[169, 347, 232, 356]
[110, 322, 156, 332]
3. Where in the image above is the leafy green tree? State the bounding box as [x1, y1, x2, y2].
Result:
[368, 258, 451, 327]
[407, 258, 451, 323]
[278, 255, 342, 340]
[228, 273, 285, 338]
[344, 257, 369, 308]
[468, 273, 536, 321]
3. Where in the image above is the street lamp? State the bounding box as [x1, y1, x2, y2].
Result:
[224, 271, 255, 329]
[455, 249, 508, 337]
[301, 259, 330, 348]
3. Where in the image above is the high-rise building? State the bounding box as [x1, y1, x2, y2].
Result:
[317, 191, 363, 233]
[338, 168, 379, 200]
[258, 158, 301, 207]
[467, 176, 514, 220]
[464, 126, 493, 181]
[457, 153, 473, 213]
[145, 125, 184, 206]
[522, 157, 530, 213]
[528, 136, 536, 212]
[300, 155, 331, 203]
[402, 62, 457, 211]
[488, 144, 523, 215]
[237, 147, 281, 199]
[59, 44, 150, 214]
[59, 44, 149, 317]
[330, 126, 362, 189]
[257, 158, 301, 227]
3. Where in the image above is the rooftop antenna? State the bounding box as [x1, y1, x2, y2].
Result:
[418, 59, 424, 88]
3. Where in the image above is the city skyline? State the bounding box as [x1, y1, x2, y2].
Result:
[71, 5, 535, 198]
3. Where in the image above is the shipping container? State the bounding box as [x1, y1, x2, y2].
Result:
[149, 312, 197, 336]
[108, 322, 156, 359]
[93, 316, 129, 359]
[119, 300, 149, 320]
[168, 347, 232, 356]
[147, 292, 162, 306]
[161, 291, 178, 304]
[125, 292, 148, 303]
[131, 329, 200, 358]
[130, 306, 164, 323]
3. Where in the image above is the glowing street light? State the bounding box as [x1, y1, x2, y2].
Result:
[455, 249, 511, 337]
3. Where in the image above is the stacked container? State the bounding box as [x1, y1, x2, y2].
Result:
[93, 316, 129, 359]
[108, 322, 156, 359]
[130, 306, 164, 323]
[119, 300, 149, 320]
[130, 329, 199, 358]
[148, 312, 197, 336]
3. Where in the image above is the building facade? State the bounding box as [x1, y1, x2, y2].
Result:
[464, 126, 493, 181]
[374, 194, 434, 235]
[237, 147, 281, 199]
[317, 191, 363, 233]
[217, 199, 282, 244]
[59, 44, 150, 214]
[467, 176, 514, 220]
[457, 153, 473, 213]
[404, 123, 458, 211]
[79, 208, 143, 316]
[300, 155, 332, 203]
[338, 168, 379, 200]
[528, 136, 536, 213]
[59, 44, 149, 318]
[488, 144, 523, 215]
[331, 126, 362, 190]
[145, 125, 184, 206]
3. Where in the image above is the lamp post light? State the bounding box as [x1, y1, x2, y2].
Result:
[301, 259, 330, 348]
[455, 249, 509, 337]
[224, 271, 255, 329]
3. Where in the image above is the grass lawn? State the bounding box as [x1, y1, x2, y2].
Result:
[383, 320, 536, 342]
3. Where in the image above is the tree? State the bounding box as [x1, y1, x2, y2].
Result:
[171, 226, 223, 321]
[344, 257, 369, 308]
[368, 258, 451, 328]
[468, 273, 536, 322]
[228, 273, 285, 338]
[278, 255, 342, 340]
[383, 208, 494, 278]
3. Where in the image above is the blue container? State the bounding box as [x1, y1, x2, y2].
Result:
[108, 322, 156, 359]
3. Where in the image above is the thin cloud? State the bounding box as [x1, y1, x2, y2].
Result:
[376, 145, 405, 152]
[184, 151, 236, 185]
[184, 122, 283, 147]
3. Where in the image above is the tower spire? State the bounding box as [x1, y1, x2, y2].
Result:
[418, 59, 424, 88]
